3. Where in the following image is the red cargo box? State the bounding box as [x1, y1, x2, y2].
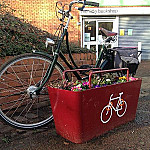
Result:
[48, 68, 142, 143]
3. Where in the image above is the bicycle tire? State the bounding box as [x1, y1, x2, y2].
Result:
[117, 100, 127, 117]
[0, 53, 64, 129]
[100, 105, 112, 124]
[100, 59, 114, 70]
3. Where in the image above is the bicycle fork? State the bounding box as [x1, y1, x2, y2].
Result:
[32, 31, 67, 97]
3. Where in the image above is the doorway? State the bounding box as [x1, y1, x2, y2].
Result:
[82, 17, 118, 58]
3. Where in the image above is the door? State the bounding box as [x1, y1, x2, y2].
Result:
[83, 18, 118, 59]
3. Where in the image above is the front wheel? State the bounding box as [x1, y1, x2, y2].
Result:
[0, 53, 64, 129]
[100, 105, 112, 124]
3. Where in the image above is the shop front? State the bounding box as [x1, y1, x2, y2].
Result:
[80, 2, 150, 60]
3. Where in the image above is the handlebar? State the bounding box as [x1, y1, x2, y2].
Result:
[56, 0, 99, 25]
[85, 1, 99, 7]
[69, 0, 99, 12]
[77, 1, 99, 11]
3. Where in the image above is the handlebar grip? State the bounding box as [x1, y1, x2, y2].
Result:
[85, 1, 99, 7]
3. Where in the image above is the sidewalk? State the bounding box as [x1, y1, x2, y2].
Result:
[0, 60, 150, 150]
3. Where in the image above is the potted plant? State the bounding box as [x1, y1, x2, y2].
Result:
[48, 68, 142, 143]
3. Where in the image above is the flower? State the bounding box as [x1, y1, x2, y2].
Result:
[119, 76, 126, 80]
[61, 74, 134, 92]
[105, 78, 112, 85]
[82, 81, 89, 86]
[71, 86, 83, 91]
[106, 79, 111, 82]
[117, 76, 127, 83]
[129, 77, 137, 81]
[76, 84, 81, 88]
[95, 85, 100, 88]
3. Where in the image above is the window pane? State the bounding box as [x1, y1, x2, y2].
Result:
[84, 21, 96, 42]
[98, 22, 113, 35]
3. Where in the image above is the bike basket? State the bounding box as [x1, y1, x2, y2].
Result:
[48, 68, 142, 143]
[112, 47, 139, 75]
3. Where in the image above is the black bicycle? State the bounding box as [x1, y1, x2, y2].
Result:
[0, 0, 139, 129]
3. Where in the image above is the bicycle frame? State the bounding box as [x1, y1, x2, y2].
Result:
[109, 92, 124, 111]
[34, 14, 81, 93]
[34, 1, 111, 94]
[35, 34, 110, 94]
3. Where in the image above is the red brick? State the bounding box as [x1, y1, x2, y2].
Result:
[80, 53, 85, 60]
[84, 53, 88, 61]
[5, 0, 80, 43]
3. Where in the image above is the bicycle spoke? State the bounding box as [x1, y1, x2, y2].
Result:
[40, 60, 47, 86]
[24, 98, 38, 121]
[10, 66, 26, 89]
[0, 80, 27, 95]
[1, 92, 28, 106]
[0, 71, 29, 87]
[6, 93, 28, 117]
[0, 86, 27, 95]
[22, 61, 36, 86]
[14, 96, 35, 122]
[0, 92, 26, 102]
[0, 53, 63, 128]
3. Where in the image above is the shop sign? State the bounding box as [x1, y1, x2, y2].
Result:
[92, 0, 150, 6]
[80, 7, 150, 16]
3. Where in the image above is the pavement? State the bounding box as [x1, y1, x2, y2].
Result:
[0, 60, 150, 150]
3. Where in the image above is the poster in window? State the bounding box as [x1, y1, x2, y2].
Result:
[120, 29, 125, 36]
[128, 29, 133, 36]
[88, 27, 92, 31]
[84, 33, 90, 42]
[91, 37, 95, 41]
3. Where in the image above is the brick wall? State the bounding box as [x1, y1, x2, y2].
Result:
[0, 52, 96, 111]
[58, 53, 96, 69]
[1, 0, 96, 72]
[6, 0, 81, 44]
[0, 53, 96, 69]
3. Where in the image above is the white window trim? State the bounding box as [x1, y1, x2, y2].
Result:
[81, 17, 119, 58]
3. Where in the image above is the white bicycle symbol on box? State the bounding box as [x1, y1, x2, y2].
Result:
[100, 92, 127, 124]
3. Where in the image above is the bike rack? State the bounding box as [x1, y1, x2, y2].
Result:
[48, 68, 141, 144]
[89, 68, 129, 88]
[62, 68, 101, 80]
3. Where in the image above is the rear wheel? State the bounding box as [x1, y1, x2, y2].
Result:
[117, 99, 127, 117]
[0, 53, 64, 129]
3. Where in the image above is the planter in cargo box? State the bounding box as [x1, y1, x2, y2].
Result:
[48, 68, 142, 143]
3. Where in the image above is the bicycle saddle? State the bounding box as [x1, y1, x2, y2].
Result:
[99, 28, 117, 37]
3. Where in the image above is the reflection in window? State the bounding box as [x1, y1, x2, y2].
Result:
[98, 22, 113, 35]
[84, 21, 96, 42]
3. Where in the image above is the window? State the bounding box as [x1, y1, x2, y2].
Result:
[84, 21, 96, 42]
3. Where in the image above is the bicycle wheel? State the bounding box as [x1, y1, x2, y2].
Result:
[100, 105, 112, 124]
[117, 99, 127, 117]
[0, 53, 64, 129]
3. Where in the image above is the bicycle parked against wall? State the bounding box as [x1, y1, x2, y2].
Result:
[0, 0, 140, 129]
